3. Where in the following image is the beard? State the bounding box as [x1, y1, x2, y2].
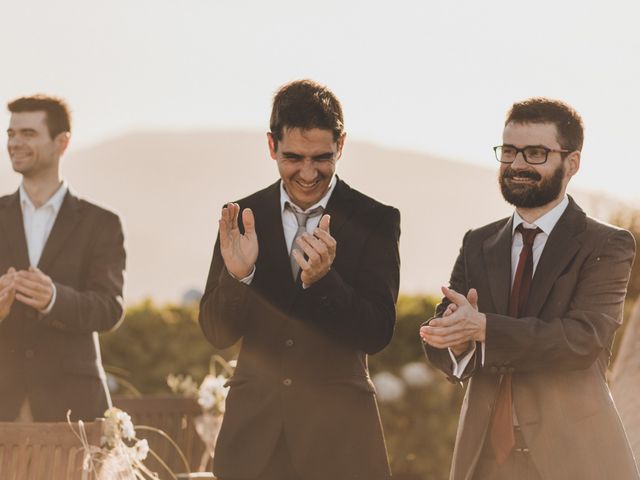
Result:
[499, 162, 565, 208]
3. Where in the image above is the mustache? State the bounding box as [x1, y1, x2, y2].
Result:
[502, 167, 541, 181]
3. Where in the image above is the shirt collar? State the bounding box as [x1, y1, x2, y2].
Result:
[511, 195, 569, 236]
[280, 175, 337, 214]
[19, 181, 68, 214]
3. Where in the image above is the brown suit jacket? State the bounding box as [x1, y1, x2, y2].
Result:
[199, 179, 401, 480]
[425, 197, 639, 480]
[0, 190, 126, 421]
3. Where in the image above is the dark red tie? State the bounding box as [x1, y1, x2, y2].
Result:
[490, 224, 541, 465]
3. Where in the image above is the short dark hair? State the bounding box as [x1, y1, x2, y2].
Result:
[270, 79, 344, 148]
[506, 97, 584, 152]
[7, 94, 72, 139]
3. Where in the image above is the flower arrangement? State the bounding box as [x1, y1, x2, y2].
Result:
[167, 355, 236, 471]
[68, 407, 187, 480]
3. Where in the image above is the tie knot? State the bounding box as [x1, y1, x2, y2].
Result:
[516, 224, 542, 247]
[286, 202, 324, 227]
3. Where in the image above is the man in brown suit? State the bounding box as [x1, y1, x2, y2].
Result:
[421, 98, 639, 479]
[0, 95, 126, 422]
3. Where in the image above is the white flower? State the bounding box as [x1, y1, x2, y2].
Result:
[131, 439, 149, 461]
[198, 391, 216, 410]
[372, 372, 406, 403]
[116, 411, 136, 440]
[400, 362, 434, 387]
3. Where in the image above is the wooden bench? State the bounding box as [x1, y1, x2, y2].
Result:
[112, 395, 209, 478]
[0, 420, 103, 480]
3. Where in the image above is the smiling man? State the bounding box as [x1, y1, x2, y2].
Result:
[420, 98, 639, 479]
[199, 79, 401, 480]
[0, 95, 126, 422]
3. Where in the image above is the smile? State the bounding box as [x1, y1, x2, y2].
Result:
[295, 179, 321, 189]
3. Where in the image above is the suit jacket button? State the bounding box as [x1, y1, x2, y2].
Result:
[25, 349, 35, 359]
[490, 366, 498, 373]
[283, 378, 293, 387]
[285, 339, 294, 347]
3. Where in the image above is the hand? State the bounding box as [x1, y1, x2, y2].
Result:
[14, 266, 54, 311]
[219, 203, 258, 279]
[420, 287, 486, 349]
[292, 214, 337, 286]
[440, 302, 474, 357]
[0, 267, 17, 320]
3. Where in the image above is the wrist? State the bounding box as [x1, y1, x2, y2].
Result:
[474, 313, 487, 342]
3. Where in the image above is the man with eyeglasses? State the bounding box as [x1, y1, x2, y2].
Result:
[420, 97, 638, 480]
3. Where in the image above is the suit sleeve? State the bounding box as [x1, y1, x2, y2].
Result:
[483, 229, 635, 373]
[199, 236, 252, 349]
[423, 230, 481, 382]
[39, 211, 126, 333]
[299, 206, 401, 354]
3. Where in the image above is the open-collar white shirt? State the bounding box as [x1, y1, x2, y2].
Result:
[17, 181, 68, 315]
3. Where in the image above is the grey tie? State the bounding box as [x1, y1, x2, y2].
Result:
[286, 203, 324, 280]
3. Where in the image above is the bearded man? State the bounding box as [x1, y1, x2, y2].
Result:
[420, 97, 639, 480]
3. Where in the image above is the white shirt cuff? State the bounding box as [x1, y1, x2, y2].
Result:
[228, 266, 255, 285]
[39, 283, 57, 315]
[448, 342, 477, 378]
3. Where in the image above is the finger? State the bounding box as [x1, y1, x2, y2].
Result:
[427, 316, 457, 328]
[8, 267, 16, 274]
[291, 250, 310, 270]
[15, 293, 40, 308]
[231, 203, 241, 231]
[467, 288, 479, 309]
[301, 233, 328, 259]
[14, 282, 42, 299]
[15, 276, 48, 293]
[318, 214, 331, 234]
[443, 304, 458, 317]
[313, 228, 337, 253]
[441, 286, 469, 307]
[242, 208, 256, 235]
[296, 237, 321, 264]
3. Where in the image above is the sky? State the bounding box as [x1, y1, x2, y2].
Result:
[1, 0, 639, 202]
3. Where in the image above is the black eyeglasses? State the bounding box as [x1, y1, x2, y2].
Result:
[493, 145, 571, 165]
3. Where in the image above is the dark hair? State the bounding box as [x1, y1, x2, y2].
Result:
[270, 79, 344, 148]
[506, 97, 584, 152]
[7, 94, 72, 139]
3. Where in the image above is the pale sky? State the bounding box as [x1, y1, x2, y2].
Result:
[2, 0, 639, 201]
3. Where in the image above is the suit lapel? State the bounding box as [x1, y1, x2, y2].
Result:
[0, 191, 30, 270]
[37, 192, 82, 271]
[324, 178, 356, 246]
[482, 218, 513, 315]
[524, 198, 586, 317]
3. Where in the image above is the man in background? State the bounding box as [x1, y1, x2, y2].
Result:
[0, 95, 126, 421]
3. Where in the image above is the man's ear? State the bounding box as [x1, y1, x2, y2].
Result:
[267, 132, 277, 160]
[335, 132, 347, 160]
[54, 132, 70, 156]
[566, 150, 581, 178]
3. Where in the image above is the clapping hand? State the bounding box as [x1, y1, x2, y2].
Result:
[420, 287, 485, 354]
[292, 214, 337, 286]
[14, 266, 54, 311]
[219, 203, 258, 279]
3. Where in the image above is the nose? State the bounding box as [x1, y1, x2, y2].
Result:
[512, 150, 529, 168]
[299, 159, 317, 181]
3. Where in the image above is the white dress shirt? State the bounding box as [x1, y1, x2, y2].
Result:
[235, 176, 337, 284]
[450, 196, 570, 378]
[18, 181, 67, 314]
